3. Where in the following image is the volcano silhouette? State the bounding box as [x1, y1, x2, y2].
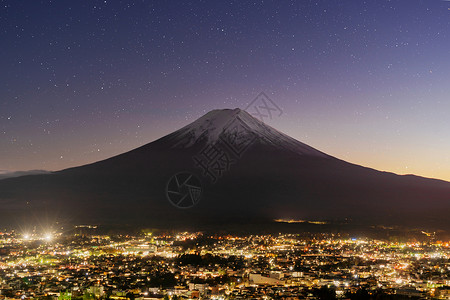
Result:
[0, 108, 449, 229]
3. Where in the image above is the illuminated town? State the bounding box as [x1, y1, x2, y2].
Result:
[1, 228, 450, 300]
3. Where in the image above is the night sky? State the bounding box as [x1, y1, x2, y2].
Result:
[1, 0, 449, 181]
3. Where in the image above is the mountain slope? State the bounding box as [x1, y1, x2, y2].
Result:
[0, 108, 449, 229]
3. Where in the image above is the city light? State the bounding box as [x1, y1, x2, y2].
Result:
[0, 230, 449, 299]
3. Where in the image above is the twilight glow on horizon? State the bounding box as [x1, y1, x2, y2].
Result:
[1, 0, 449, 181]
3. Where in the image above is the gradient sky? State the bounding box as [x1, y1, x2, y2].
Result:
[1, 0, 449, 181]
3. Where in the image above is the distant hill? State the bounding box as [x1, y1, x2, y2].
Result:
[0, 170, 50, 180]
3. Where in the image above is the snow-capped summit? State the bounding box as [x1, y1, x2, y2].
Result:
[167, 108, 328, 157]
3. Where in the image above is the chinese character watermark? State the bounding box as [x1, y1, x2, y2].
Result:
[245, 92, 283, 122]
[166, 92, 281, 208]
[193, 116, 257, 183]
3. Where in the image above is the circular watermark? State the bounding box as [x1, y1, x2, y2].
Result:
[165, 172, 202, 209]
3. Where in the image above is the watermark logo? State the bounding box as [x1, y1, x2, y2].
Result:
[165, 172, 202, 209]
[245, 92, 283, 122]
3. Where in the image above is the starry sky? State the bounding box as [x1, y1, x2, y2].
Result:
[1, 0, 450, 181]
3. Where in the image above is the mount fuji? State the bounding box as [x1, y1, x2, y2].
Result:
[0, 108, 449, 229]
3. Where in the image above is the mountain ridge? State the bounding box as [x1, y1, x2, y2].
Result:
[0, 108, 449, 229]
[46, 108, 447, 184]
